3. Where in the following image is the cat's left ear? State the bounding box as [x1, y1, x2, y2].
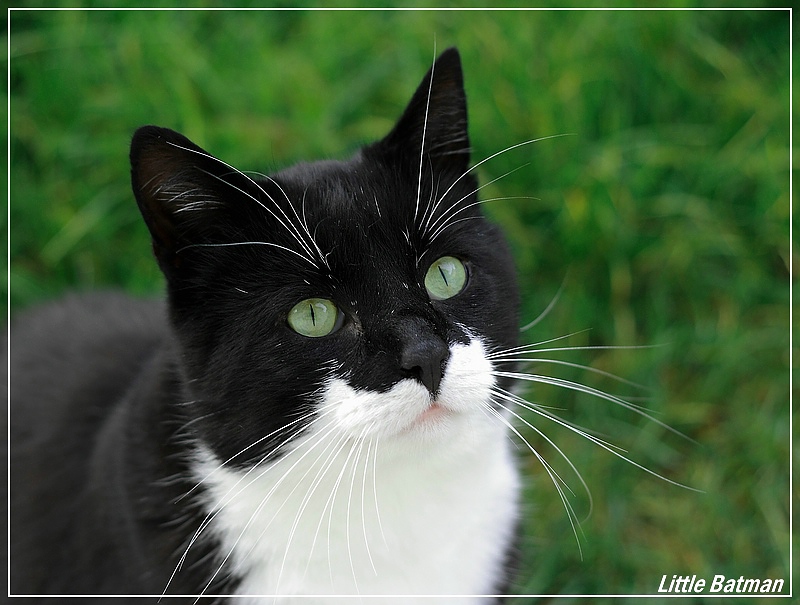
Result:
[376, 47, 470, 175]
[129, 126, 251, 275]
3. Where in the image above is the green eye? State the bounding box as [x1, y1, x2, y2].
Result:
[424, 256, 468, 301]
[288, 298, 341, 337]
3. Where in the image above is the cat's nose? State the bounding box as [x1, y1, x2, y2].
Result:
[400, 335, 450, 396]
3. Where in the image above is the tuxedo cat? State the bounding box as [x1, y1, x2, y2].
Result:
[10, 48, 523, 602]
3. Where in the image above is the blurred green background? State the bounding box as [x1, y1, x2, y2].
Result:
[9, 5, 791, 601]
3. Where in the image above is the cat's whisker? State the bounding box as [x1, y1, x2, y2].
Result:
[323, 430, 364, 589]
[165, 142, 322, 268]
[495, 369, 694, 443]
[176, 240, 318, 268]
[420, 146, 471, 236]
[424, 133, 573, 236]
[492, 357, 651, 391]
[497, 381, 700, 491]
[486, 330, 595, 358]
[488, 341, 659, 360]
[301, 188, 313, 243]
[256, 171, 331, 271]
[198, 167, 321, 267]
[423, 193, 538, 250]
[292, 424, 363, 582]
[413, 42, 438, 227]
[360, 431, 379, 576]
[189, 143, 320, 251]
[371, 435, 387, 548]
[167, 407, 338, 596]
[494, 386, 626, 453]
[301, 429, 353, 583]
[172, 411, 218, 437]
[520, 278, 567, 333]
[345, 428, 373, 593]
[426, 195, 538, 245]
[263, 423, 349, 592]
[165, 141, 326, 269]
[291, 425, 357, 588]
[165, 416, 313, 595]
[423, 163, 531, 239]
[178, 407, 321, 502]
[415, 165, 439, 267]
[269, 424, 352, 593]
[482, 400, 586, 557]
[195, 417, 346, 599]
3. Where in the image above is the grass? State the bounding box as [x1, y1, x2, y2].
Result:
[9, 6, 791, 601]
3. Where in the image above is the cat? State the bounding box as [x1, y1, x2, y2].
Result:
[10, 48, 526, 603]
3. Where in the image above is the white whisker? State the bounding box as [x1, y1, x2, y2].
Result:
[196, 414, 344, 599]
[496, 382, 700, 490]
[495, 369, 692, 443]
[414, 42, 437, 226]
[165, 141, 325, 269]
[177, 240, 317, 268]
[492, 357, 650, 391]
[273, 422, 350, 593]
[178, 408, 320, 502]
[360, 432, 379, 575]
[520, 278, 567, 332]
[345, 429, 372, 593]
[425, 134, 574, 236]
[426, 196, 538, 245]
[301, 430, 352, 583]
[423, 163, 532, 239]
[371, 435, 387, 547]
[163, 409, 327, 597]
[196, 166, 320, 266]
[488, 342, 659, 360]
[323, 433, 362, 589]
[256, 171, 331, 270]
[482, 401, 586, 557]
[486, 330, 595, 358]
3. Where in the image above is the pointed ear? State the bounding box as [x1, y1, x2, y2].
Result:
[378, 47, 470, 174]
[130, 126, 243, 272]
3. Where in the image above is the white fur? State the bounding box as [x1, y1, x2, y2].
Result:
[191, 337, 519, 604]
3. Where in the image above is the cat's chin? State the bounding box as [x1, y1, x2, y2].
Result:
[391, 401, 456, 440]
[413, 401, 450, 425]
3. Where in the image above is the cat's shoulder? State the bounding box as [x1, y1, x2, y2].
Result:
[11, 290, 165, 345]
[10, 291, 168, 420]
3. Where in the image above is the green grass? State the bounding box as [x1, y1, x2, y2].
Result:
[9, 6, 791, 601]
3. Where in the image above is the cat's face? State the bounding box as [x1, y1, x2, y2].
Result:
[130, 48, 519, 466]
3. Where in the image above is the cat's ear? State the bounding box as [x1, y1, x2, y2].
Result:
[378, 47, 470, 174]
[130, 126, 244, 272]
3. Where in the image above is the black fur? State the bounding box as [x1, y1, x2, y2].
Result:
[10, 48, 520, 601]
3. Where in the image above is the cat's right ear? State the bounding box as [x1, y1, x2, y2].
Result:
[130, 126, 237, 273]
[376, 48, 470, 176]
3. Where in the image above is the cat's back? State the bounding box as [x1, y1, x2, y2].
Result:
[10, 291, 166, 432]
[9, 292, 169, 596]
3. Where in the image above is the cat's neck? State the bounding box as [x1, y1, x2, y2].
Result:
[192, 409, 518, 602]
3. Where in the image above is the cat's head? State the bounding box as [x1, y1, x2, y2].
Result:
[130, 48, 520, 465]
